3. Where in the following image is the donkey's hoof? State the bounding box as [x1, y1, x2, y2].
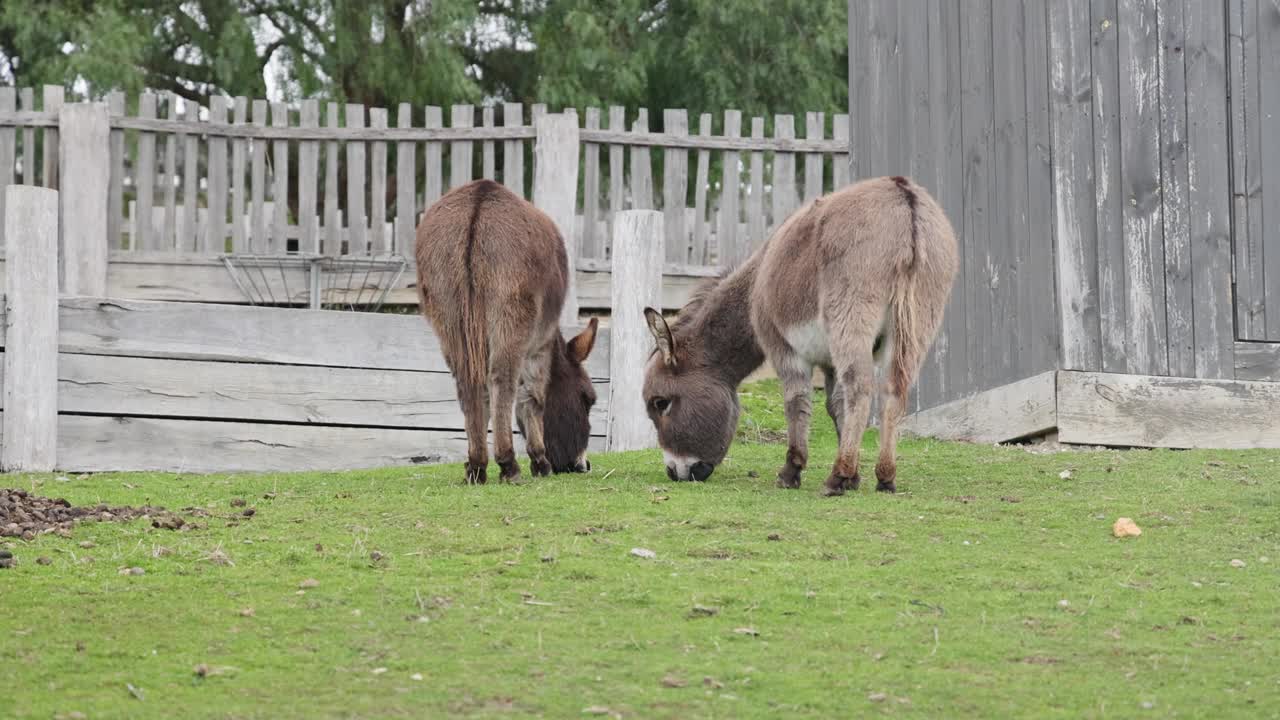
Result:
[498, 459, 524, 484]
[875, 463, 897, 493]
[875, 479, 897, 493]
[775, 462, 803, 489]
[464, 463, 488, 485]
[529, 455, 553, 477]
[822, 472, 859, 496]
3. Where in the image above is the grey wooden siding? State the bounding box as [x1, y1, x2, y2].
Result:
[1231, 0, 1280, 342]
[851, 0, 1261, 410]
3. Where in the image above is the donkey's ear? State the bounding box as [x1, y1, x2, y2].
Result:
[568, 316, 599, 362]
[644, 307, 677, 368]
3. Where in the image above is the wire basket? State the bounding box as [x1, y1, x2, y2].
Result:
[221, 254, 408, 312]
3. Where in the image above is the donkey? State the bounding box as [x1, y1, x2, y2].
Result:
[416, 179, 599, 485]
[642, 176, 957, 495]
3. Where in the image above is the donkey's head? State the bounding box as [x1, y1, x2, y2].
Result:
[641, 308, 739, 481]
[535, 318, 599, 473]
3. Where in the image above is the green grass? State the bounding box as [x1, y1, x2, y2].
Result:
[2, 381, 1279, 719]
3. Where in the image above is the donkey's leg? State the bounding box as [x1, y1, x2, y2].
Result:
[822, 366, 843, 443]
[823, 343, 875, 497]
[488, 346, 527, 483]
[875, 380, 908, 493]
[515, 339, 554, 477]
[456, 378, 491, 485]
[774, 352, 814, 490]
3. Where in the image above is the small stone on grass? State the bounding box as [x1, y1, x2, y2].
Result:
[630, 547, 657, 560]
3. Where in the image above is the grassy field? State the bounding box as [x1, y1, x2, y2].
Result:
[2, 380, 1278, 719]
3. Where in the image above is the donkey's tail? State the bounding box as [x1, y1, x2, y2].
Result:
[886, 176, 939, 400]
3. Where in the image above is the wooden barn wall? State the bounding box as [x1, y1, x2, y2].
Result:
[848, 0, 1059, 412]
[1230, 0, 1280, 342]
[851, 0, 1258, 413]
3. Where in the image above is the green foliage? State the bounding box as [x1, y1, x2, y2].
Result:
[2, 382, 1279, 717]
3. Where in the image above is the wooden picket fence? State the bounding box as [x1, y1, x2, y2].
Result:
[0, 85, 851, 310]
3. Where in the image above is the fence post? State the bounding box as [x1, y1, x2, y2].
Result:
[59, 102, 110, 296]
[607, 210, 665, 452]
[533, 112, 581, 326]
[3, 186, 60, 472]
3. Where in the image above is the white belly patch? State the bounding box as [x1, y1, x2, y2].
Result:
[783, 320, 831, 366]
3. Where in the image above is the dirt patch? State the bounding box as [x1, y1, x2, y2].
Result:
[0, 488, 185, 540]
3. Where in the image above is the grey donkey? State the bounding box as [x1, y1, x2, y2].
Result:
[641, 176, 958, 495]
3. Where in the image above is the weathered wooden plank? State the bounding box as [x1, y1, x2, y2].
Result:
[582, 107, 602, 259]
[204, 96, 228, 254]
[1088, 0, 1127, 373]
[295, 100, 318, 255]
[40, 85, 63, 189]
[0, 88, 13, 249]
[323, 102, 340, 255]
[1119, 0, 1169, 375]
[924, 0, 965, 407]
[771, 114, 797, 234]
[369, 107, 389, 255]
[502, 102, 524, 198]
[533, 113, 581, 325]
[902, 371, 1057, 444]
[629, 109, 653, 209]
[1234, 341, 1280, 381]
[52, 353, 608, 434]
[53, 414, 606, 474]
[992, 0, 1028, 391]
[607, 106, 625, 222]
[1023, 0, 1058, 378]
[960, 3, 994, 391]
[57, 104, 110, 297]
[1047, 0, 1103, 372]
[182, 99, 200, 252]
[832, 113, 850, 189]
[481, 105, 496, 180]
[719, 110, 742, 267]
[608, 210, 664, 451]
[1184, 0, 1235, 378]
[423, 106, 443, 207]
[166, 94, 186, 251]
[661, 109, 688, 263]
[52, 295, 611, 379]
[1229, 0, 1258, 338]
[20, 87, 35, 186]
[345, 103, 367, 254]
[691, 113, 712, 265]
[747, 116, 765, 252]
[1058, 371, 1280, 448]
[249, 100, 268, 253]
[1259, 0, 1280, 340]
[804, 112, 825, 203]
[106, 91, 126, 250]
[135, 92, 158, 252]
[269, 102, 289, 253]
[449, 104, 473, 191]
[2, 186, 59, 471]
[1157, 0, 1194, 374]
[395, 103, 416, 255]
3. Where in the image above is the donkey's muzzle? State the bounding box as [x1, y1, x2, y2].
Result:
[689, 461, 715, 482]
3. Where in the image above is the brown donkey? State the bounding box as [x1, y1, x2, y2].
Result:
[642, 176, 957, 495]
[417, 179, 599, 484]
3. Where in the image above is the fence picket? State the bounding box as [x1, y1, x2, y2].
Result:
[772, 114, 797, 233]
[482, 106, 495, 179]
[205, 96, 228, 254]
[107, 91, 125, 249]
[582, 107, 602, 259]
[692, 113, 712, 264]
[270, 102, 289, 253]
[20, 87, 35, 185]
[250, 100, 268, 253]
[748, 116, 765, 251]
[720, 110, 742, 266]
[136, 92, 157, 251]
[502, 102, 524, 197]
[324, 102, 340, 255]
[183, 99, 201, 252]
[833, 113, 850, 188]
[166, 94, 184, 250]
[450, 104, 473, 191]
[346, 103, 366, 254]
[41, 85, 64, 189]
[0, 88, 14, 248]
[299, 99, 319, 254]
[396, 103, 415, 254]
[662, 109, 688, 263]
[424, 105, 443, 207]
[630, 109, 653, 209]
[230, 97, 248, 252]
[804, 112, 824, 202]
[370, 107, 389, 255]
